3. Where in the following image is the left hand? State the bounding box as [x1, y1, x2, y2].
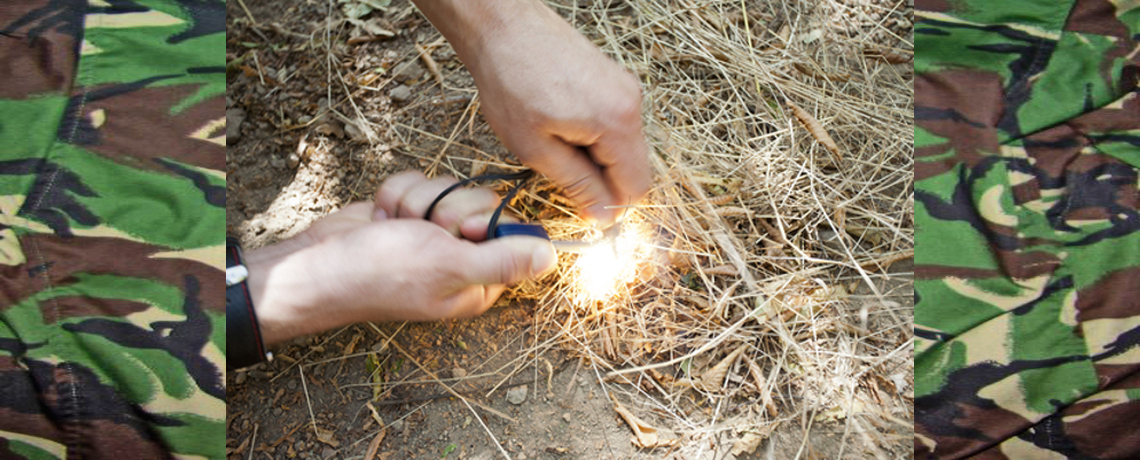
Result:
[244, 171, 556, 346]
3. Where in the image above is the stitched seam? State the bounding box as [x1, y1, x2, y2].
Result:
[26, 3, 94, 458]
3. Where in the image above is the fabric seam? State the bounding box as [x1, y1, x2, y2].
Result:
[24, 3, 94, 458]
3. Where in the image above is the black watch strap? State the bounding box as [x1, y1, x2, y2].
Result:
[227, 236, 270, 368]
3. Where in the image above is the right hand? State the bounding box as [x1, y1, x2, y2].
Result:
[413, 0, 652, 226]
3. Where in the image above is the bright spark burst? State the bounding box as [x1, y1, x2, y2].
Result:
[571, 217, 653, 303]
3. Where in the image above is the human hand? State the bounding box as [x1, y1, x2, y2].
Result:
[244, 171, 557, 346]
[413, 0, 651, 226]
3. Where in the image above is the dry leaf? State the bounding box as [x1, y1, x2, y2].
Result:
[363, 429, 386, 460]
[315, 427, 339, 448]
[746, 358, 778, 418]
[347, 18, 394, 38]
[699, 344, 747, 390]
[731, 423, 778, 456]
[612, 398, 675, 448]
[814, 398, 866, 422]
[786, 100, 841, 164]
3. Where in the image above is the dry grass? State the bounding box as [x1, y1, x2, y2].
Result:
[495, 0, 915, 456]
[293, 0, 914, 456]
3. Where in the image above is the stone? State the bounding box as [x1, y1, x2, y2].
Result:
[389, 84, 412, 103]
[393, 62, 423, 83]
[226, 108, 246, 145]
[288, 380, 298, 391]
[388, 419, 404, 432]
[562, 413, 571, 423]
[452, 367, 467, 379]
[506, 385, 527, 405]
[287, 153, 301, 169]
[234, 371, 247, 385]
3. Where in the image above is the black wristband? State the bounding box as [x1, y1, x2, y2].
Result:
[227, 236, 270, 368]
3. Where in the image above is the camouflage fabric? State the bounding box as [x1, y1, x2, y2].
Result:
[0, 0, 224, 458]
[915, 0, 1140, 458]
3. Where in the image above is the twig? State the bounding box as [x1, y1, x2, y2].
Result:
[299, 365, 318, 435]
[236, 0, 257, 24]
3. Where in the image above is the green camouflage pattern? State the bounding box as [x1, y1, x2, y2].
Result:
[915, 0, 1140, 458]
[0, 0, 224, 458]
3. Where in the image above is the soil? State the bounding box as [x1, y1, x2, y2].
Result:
[225, 0, 913, 458]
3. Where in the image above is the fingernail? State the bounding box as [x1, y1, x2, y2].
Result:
[372, 208, 388, 221]
[588, 204, 615, 227]
[531, 242, 557, 275]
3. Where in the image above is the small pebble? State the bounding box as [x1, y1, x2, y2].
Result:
[388, 419, 404, 432]
[389, 84, 412, 103]
[288, 380, 298, 391]
[287, 153, 300, 169]
[393, 62, 423, 83]
[234, 371, 247, 385]
[506, 385, 527, 405]
[225, 108, 246, 145]
[452, 367, 467, 379]
[562, 413, 571, 423]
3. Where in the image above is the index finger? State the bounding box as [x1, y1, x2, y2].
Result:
[590, 125, 651, 215]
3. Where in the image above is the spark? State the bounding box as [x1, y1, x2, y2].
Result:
[571, 217, 652, 303]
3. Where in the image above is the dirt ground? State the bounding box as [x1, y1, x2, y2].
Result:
[225, 0, 913, 458]
[223, 271, 912, 460]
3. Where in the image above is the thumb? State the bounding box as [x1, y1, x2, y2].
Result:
[459, 236, 557, 286]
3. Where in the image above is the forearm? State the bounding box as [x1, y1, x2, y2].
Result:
[410, 0, 565, 74]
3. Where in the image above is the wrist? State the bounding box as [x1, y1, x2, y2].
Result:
[244, 235, 336, 346]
